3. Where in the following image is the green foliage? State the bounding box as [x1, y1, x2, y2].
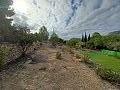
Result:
[82, 34, 84, 42]
[0, 0, 15, 42]
[89, 32, 103, 49]
[101, 50, 120, 59]
[49, 31, 59, 46]
[32, 26, 49, 42]
[103, 35, 120, 51]
[76, 53, 82, 59]
[83, 32, 120, 51]
[83, 32, 104, 49]
[18, 33, 35, 55]
[81, 32, 91, 48]
[66, 38, 81, 48]
[89, 51, 120, 72]
[37, 26, 49, 42]
[0, 47, 10, 67]
[81, 53, 90, 63]
[17, 26, 49, 55]
[84, 51, 120, 84]
[88, 34, 91, 41]
[84, 32, 87, 42]
[96, 67, 120, 83]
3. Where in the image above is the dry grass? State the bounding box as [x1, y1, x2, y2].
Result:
[81, 54, 90, 63]
[56, 51, 62, 60]
[75, 53, 82, 59]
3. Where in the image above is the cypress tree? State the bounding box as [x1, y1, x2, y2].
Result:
[82, 33, 84, 42]
[84, 32, 87, 42]
[88, 34, 91, 41]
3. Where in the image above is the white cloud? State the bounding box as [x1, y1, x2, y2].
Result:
[12, 0, 120, 39]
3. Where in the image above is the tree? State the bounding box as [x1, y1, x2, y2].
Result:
[84, 32, 87, 42]
[17, 27, 34, 56]
[37, 26, 49, 42]
[89, 32, 103, 49]
[88, 34, 91, 41]
[81, 33, 84, 42]
[67, 38, 81, 48]
[49, 31, 59, 46]
[0, 0, 15, 42]
[103, 35, 120, 51]
[92, 32, 101, 38]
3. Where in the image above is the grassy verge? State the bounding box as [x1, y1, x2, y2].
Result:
[89, 51, 120, 73]
[81, 50, 120, 84]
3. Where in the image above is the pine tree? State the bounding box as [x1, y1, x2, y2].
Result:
[0, 0, 14, 42]
[39, 26, 49, 42]
[50, 30, 59, 46]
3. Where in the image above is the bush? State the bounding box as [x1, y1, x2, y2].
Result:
[66, 38, 81, 48]
[81, 53, 90, 63]
[0, 47, 10, 67]
[62, 47, 74, 54]
[56, 52, 62, 60]
[69, 49, 74, 54]
[85, 59, 120, 84]
[18, 34, 35, 56]
[96, 67, 120, 83]
[76, 53, 82, 59]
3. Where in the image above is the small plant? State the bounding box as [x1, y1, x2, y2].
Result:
[69, 49, 74, 54]
[81, 53, 90, 63]
[0, 47, 10, 67]
[76, 53, 82, 59]
[56, 51, 62, 60]
[65, 47, 75, 54]
[18, 34, 35, 56]
[39, 67, 47, 71]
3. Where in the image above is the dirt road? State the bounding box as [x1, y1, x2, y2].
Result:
[0, 46, 119, 90]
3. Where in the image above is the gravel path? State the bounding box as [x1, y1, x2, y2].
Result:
[0, 47, 119, 90]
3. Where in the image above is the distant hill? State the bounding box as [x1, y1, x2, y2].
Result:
[108, 31, 120, 35]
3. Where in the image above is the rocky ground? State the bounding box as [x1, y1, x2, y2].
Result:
[0, 45, 119, 90]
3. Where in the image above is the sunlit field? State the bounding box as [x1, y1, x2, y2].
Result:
[89, 50, 120, 73]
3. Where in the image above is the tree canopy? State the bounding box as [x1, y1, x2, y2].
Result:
[0, 0, 15, 42]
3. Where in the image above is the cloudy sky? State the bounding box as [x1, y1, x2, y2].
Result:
[12, 0, 120, 39]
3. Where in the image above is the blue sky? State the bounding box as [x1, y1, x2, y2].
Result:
[12, 0, 120, 39]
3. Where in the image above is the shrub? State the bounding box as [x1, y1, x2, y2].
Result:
[0, 47, 10, 67]
[66, 38, 81, 48]
[62, 47, 74, 54]
[56, 52, 62, 60]
[76, 53, 82, 59]
[69, 49, 74, 54]
[96, 67, 120, 83]
[18, 34, 35, 56]
[81, 53, 90, 63]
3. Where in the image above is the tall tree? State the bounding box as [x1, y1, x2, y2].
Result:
[88, 34, 91, 41]
[89, 32, 103, 49]
[38, 26, 49, 42]
[84, 32, 87, 42]
[49, 30, 59, 46]
[81, 33, 84, 42]
[0, 0, 14, 42]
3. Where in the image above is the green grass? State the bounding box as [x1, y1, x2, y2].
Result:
[89, 51, 120, 73]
